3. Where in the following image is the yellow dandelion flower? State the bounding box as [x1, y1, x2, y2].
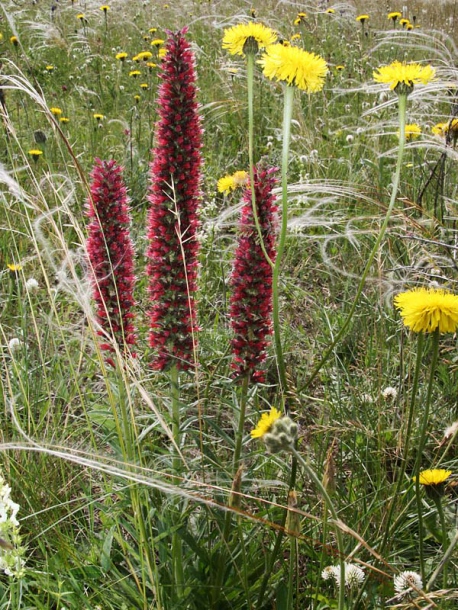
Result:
[294, 12, 307, 25]
[116, 52, 128, 61]
[76, 13, 85, 20]
[414, 469, 452, 486]
[147, 62, 157, 70]
[140, 83, 148, 89]
[93, 113, 105, 121]
[259, 44, 328, 92]
[151, 38, 165, 47]
[399, 18, 410, 27]
[251, 407, 282, 439]
[326, 9, 335, 14]
[100, 4, 110, 12]
[222, 22, 277, 56]
[45, 65, 54, 72]
[49, 107, 62, 116]
[158, 48, 167, 59]
[356, 14, 369, 23]
[335, 65, 345, 72]
[373, 61, 435, 94]
[448, 118, 458, 134]
[149, 28, 158, 34]
[432, 122, 448, 136]
[10, 36, 18, 46]
[291, 34, 301, 42]
[398, 123, 421, 139]
[59, 117, 70, 123]
[394, 287, 458, 333]
[28, 149, 43, 160]
[7, 263, 23, 272]
[217, 170, 249, 194]
[137, 51, 153, 61]
[388, 11, 402, 21]
[406, 23, 414, 30]
[129, 70, 141, 78]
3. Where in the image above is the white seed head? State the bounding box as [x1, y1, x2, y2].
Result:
[444, 421, 458, 439]
[382, 386, 398, 400]
[394, 571, 423, 596]
[8, 338, 21, 353]
[25, 278, 39, 292]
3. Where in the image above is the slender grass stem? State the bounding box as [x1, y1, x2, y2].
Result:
[170, 365, 184, 599]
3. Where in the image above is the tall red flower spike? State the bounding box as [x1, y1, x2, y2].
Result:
[230, 166, 278, 383]
[146, 28, 202, 371]
[86, 158, 137, 359]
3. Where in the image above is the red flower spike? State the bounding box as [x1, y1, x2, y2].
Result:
[86, 159, 137, 359]
[146, 28, 203, 371]
[229, 166, 278, 383]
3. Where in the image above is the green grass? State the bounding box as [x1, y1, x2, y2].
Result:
[1, 0, 458, 608]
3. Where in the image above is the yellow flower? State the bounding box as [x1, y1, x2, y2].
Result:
[414, 469, 452, 486]
[406, 23, 414, 30]
[59, 117, 70, 123]
[158, 48, 167, 59]
[326, 9, 335, 14]
[222, 22, 277, 56]
[50, 107, 62, 116]
[7, 263, 23, 272]
[294, 12, 307, 25]
[217, 170, 249, 194]
[116, 52, 128, 61]
[140, 83, 148, 89]
[399, 18, 410, 27]
[147, 62, 157, 70]
[151, 38, 165, 47]
[291, 34, 301, 42]
[100, 4, 110, 12]
[399, 123, 421, 139]
[129, 70, 141, 77]
[93, 113, 105, 121]
[149, 27, 158, 33]
[394, 287, 458, 333]
[373, 61, 435, 94]
[137, 51, 153, 61]
[28, 149, 43, 159]
[134, 94, 141, 103]
[356, 14, 369, 23]
[259, 44, 328, 92]
[76, 13, 85, 20]
[45, 65, 54, 71]
[10, 36, 18, 46]
[251, 407, 282, 439]
[388, 11, 402, 21]
[335, 65, 345, 72]
[432, 122, 448, 136]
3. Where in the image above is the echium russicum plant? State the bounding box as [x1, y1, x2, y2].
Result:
[146, 28, 202, 371]
[230, 165, 278, 382]
[86, 159, 137, 358]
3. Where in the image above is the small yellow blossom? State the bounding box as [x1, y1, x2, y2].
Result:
[129, 70, 141, 78]
[294, 12, 307, 25]
[136, 51, 153, 61]
[7, 263, 23, 272]
[259, 44, 328, 92]
[335, 65, 345, 72]
[49, 107, 62, 116]
[432, 122, 448, 136]
[158, 48, 167, 59]
[373, 61, 435, 94]
[151, 38, 165, 47]
[59, 117, 70, 123]
[388, 11, 402, 21]
[140, 83, 148, 89]
[100, 4, 110, 12]
[325, 8, 335, 14]
[10, 36, 18, 46]
[116, 52, 128, 61]
[149, 28, 158, 34]
[222, 22, 277, 56]
[399, 18, 410, 27]
[93, 113, 105, 121]
[45, 65, 54, 72]
[217, 170, 249, 194]
[146, 62, 157, 70]
[76, 13, 85, 20]
[399, 124, 421, 140]
[414, 469, 452, 486]
[134, 94, 141, 103]
[291, 34, 301, 42]
[251, 407, 282, 439]
[394, 287, 458, 333]
[356, 14, 369, 23]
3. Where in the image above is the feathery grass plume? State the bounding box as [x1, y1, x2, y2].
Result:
[146, 28, 202, 371]
[230, 165, 277, 382]
[86, 159, 136, 358]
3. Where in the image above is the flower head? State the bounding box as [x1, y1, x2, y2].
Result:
[86, 159, 137, 359]
[146, 28, 202, 371]
[356, 14, 369, 23]
[432, 122, 448, 136]
[7, 264, 22, 273]
[76, 13, 85, 20]
[259, 44, 327, 92]
[10, 36, 18, 46]
[222, 22, 277, 56]
[382, 386, 398, 400]
[400, 123, 421, 139]
[28, 149, 43, 160]
[394, 287, 458, 333]
[388, 11, 402, 21]
[322, 563, 365, 589]
[45, 65, 54, 72]
[230, 166, 277, 382]
[394, 571, 423, 597]
[115, 52, 128, 61]
[129, 70, 141, 77]
[151, 38, 165, 47]
[100, 4, 109, 12]
[251, 407, 282, 438]
[93, 113, 105, 121]
[294, 12, 307, 25]
[217, 170, 249, 194]
[49, 107, 62, 116]
[399, 18, 410, 27]
[373, 61, 435, 95]
[136, 50, 153, 61]
[414, 469, 452, 486]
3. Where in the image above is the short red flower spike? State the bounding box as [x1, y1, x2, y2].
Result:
[146, 28, 202, 371]
[230, 165, 278, 382]
[86, 159, 137, 359]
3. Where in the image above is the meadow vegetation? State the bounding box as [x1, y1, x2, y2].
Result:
[1, 0, 458, 608]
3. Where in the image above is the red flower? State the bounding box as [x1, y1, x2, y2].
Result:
[146, 28, 202, 371]
[230, 166, 278, 382]
[86, 159, 136, 358]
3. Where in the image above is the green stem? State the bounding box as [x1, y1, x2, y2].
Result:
[291, 448, 345, 610]
[246, 52, 274, 269]
[381, 332, 424, 552]
[303, 92, 408, 391]
[170, 365, 184, 599]
[434, 497, 448, 587]
[272, 85, 295, 404]
[427, 514, 458, 591]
